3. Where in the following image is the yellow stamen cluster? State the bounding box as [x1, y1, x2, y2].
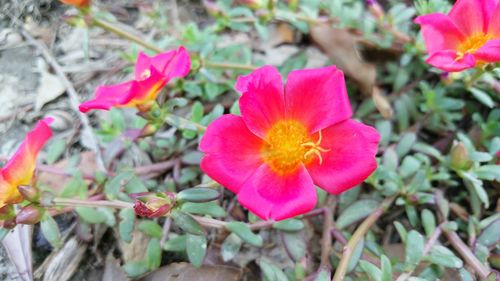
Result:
[262, 120, 330, 175]
[456, 33, 493, 60]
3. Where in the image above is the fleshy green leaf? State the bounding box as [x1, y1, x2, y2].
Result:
[226, 221, 263, 247]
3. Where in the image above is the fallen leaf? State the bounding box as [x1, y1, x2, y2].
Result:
[139, 262, 242, 281]
[310, 23, 393, 119]
[2, 224, 33, 281]
[35, 65, 66, 111]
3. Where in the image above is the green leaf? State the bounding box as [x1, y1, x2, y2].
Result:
[459, 268, 474, 281]
[336, 200, 379, 229]
[313, 269, 330, 281]
[477, 219, 500, 247]
[282, 232, 306, 261]
[46, 139, 66, 164]
[380, 254, 392, 281]
[226, 221, 263, 247]
[177, 188, 220, 203]
[461, 172, 489, 207]
[399, 156, 421, 178]
[98, 207, 116, 226]
[60, 172, 87, 198]
[146, 238, 162, 270]
[396, 132, 416, 157]
[259, 259, 289, 281]
[421, 209, 436, 237]
[181, 202, 226, 217]
[163, 234, 187, 252]
[221, 233, 242, 262]
[425, 245, 463, 268]
[394, 221, 408, 243]
[137, 220, 163, 238]
[469, 87, 495, 108]
[186, 234, 207, 268]
[475, 165, 500, 181]
[171, 210, 205, 235]
[359, 260, 382, 281]
[404, 230, 424, 270]
[75, 207, 107, 224]
[119, 208, 135, 243]
[105, 172, 134, 199]
[347, 238, 364, 273]
[40, 214, 62, 248]
[273, 219, 305, 232]
[123, 260, 149, 278]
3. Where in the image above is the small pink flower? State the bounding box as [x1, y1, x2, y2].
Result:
[79, 46, 190, 113]
[0, 118, 53, 208]
[415, 0, 500, 72]
[199, 66, 380, 221]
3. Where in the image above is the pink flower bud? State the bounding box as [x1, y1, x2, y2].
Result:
[131, 192, 176, 218]
[16, 205, 45, 225]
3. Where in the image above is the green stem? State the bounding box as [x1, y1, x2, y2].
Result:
[203, 61, 258, 71]
[91, 17, 163, 53]
[332, 196, 396, 281]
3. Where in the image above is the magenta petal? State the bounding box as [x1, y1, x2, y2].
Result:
[425, 50, 476, 72]
[414, 14, 465, 53]
[488, 2, 500, 36]
[199, 114, 263, 193]
[448, 0, 494, 35]
[474, 39, 500, 62]
[236, 66, 285, 139]
[79, 81, 135, 112]
[237, 164, 316, 221]
[285, 66, 352, 134]
[307, 119, 380, 195]
[134, 47, 191, 80]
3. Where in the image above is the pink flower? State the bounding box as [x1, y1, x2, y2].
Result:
[415, 0, 500, 72]
[199, 66, 380, 221]
[79, 47, 190, 113]
[0, 118, 53, 208]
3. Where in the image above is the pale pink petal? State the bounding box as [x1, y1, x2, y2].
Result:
[285, 66, 352, 134]
[236, 66, 285, 139]
[200, 114, 264, 193]
[79, 81, 135, 112]
[237, 164, 316, 221]
[414, 14, 465, 53]
[2, 118, 53, 188]
[474, 39, 500, 62]
[306, 119, 379, 195]
[425, 50, 476, 72]
[448, 0, 494, 35]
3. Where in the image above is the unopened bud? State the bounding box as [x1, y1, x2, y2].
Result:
[450, 142, 472, 170]
[140, 123, 160, 137]
[17, 185, 40, 203]
[203, 0, 223, 17]
[2, 218, 17, 229]
[131, 192, 176, 218]
[0, 205, 16, 221]
[16, 205, 45, 225]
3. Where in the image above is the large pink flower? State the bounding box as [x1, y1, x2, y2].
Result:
[0, 118, 53, 208]
[415, 0, 500, 72]
[79, 46, 190, 112]
[199, 66, 380, 221]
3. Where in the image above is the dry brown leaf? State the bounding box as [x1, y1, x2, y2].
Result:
[139, 262, 242, 281]
[37, 151, 97, 194]
[310, 23, 393, 119]
[2, 224, 33, 281]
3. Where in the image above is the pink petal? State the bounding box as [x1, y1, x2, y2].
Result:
[488, 2, 500, 36]
[134, 47, 191, 80]
[474, 39, 500, 62]
[236, 66, 285, 139]
[306, 119, 380, 195]
[128, 67, 167, 102]
[414, 14, 465, 53]
[448, 0, 494, 35]
[2, 118, 53, 205]
[425, 50, 476, 72]
[285, 66, 352, 134]
[199, 114, 264, 193]
[237, 164, 316, 221]
[79, 81, 135, 112]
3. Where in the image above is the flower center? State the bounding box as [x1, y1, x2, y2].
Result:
[456, 33, 493, 59]
[262, 120, 329, 175]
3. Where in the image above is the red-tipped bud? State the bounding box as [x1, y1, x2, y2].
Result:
[0, 205, 16, 221]
[17, 185, 40, 203]
[60, 0, 90, 8]
[131, 192, 176, 218]
[15, 205, 45, 225]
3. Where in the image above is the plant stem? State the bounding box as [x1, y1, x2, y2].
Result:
[51, 198, 134, 209]
[444, 230, 490, 279]
[203, 61, 258, 71]
[331, 196, 395, 281]
[92, 17, 163, 53]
